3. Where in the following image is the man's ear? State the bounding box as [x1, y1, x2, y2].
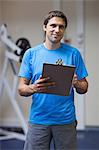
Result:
[43, 25, 46, 31]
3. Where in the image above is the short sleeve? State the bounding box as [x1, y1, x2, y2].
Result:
[73, 50, 88, 80]
[18, 49, 32, 80]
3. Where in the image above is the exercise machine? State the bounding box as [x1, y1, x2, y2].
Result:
[0, 24, 31, 140]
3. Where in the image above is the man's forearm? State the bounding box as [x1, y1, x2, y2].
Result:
[18, 84, 35, 97]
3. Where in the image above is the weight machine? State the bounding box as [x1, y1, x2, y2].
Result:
[0, 24, 31, 140]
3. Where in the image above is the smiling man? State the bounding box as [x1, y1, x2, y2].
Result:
[18, 10, 88, 150]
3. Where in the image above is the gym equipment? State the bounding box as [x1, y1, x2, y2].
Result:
[0, 24, 31, 140]
[15, 37, 31, 62]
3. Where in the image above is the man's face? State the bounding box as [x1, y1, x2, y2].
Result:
[43, 17, 66, 44]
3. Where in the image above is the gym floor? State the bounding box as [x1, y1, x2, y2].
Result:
[0, 128, 99, 150]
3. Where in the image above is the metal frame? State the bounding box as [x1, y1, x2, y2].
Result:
[0, 51, 27, 141]
[0, 24, 27, 140]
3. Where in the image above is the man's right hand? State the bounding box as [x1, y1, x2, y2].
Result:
[18, 76, 55, 97]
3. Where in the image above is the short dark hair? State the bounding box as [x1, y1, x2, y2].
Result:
[43, 10, 68, 28]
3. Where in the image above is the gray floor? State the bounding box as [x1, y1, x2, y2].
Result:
[0, 129, 99, 150]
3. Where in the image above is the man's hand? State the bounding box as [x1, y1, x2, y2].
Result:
[72, 74, 88, 94]
[18, 76, 55, 96]
[29, 76, 55, 93]
[72, 74, 78, 86]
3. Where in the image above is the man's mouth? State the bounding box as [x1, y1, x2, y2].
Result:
[52, 34, 60, 38]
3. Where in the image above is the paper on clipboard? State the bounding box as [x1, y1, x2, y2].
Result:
[42, 63, 75, 96]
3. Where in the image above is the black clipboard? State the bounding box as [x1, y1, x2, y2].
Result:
[42, 63, 75, 96]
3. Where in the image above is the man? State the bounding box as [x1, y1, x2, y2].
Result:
[18, 10, 88, 150]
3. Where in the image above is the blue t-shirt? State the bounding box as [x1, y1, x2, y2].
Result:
[18, 43, 88, 125]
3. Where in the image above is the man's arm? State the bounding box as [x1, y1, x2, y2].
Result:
[72, 74, 88, 94]
[18, 77, 55, 97]
[18, 77, 35, 96]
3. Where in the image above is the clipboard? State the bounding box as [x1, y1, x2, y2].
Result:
[42, 63, 75, 96]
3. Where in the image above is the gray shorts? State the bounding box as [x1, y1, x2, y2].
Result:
[24, 121, 77, 150]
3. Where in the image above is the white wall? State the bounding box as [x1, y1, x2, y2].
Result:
[0, 1, 2, 121]
[85, 0, 99, 126]
[62, 1, 77, 46]
[1, 1, 53, 46]
[0, 1, 3, 71]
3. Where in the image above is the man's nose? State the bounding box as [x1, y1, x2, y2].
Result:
[55, 26, 60, 32]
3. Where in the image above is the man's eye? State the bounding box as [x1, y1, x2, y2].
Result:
[50, 24, 57, 28]
[50, 24, 65, 29]
[59, 25, 65, 29]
